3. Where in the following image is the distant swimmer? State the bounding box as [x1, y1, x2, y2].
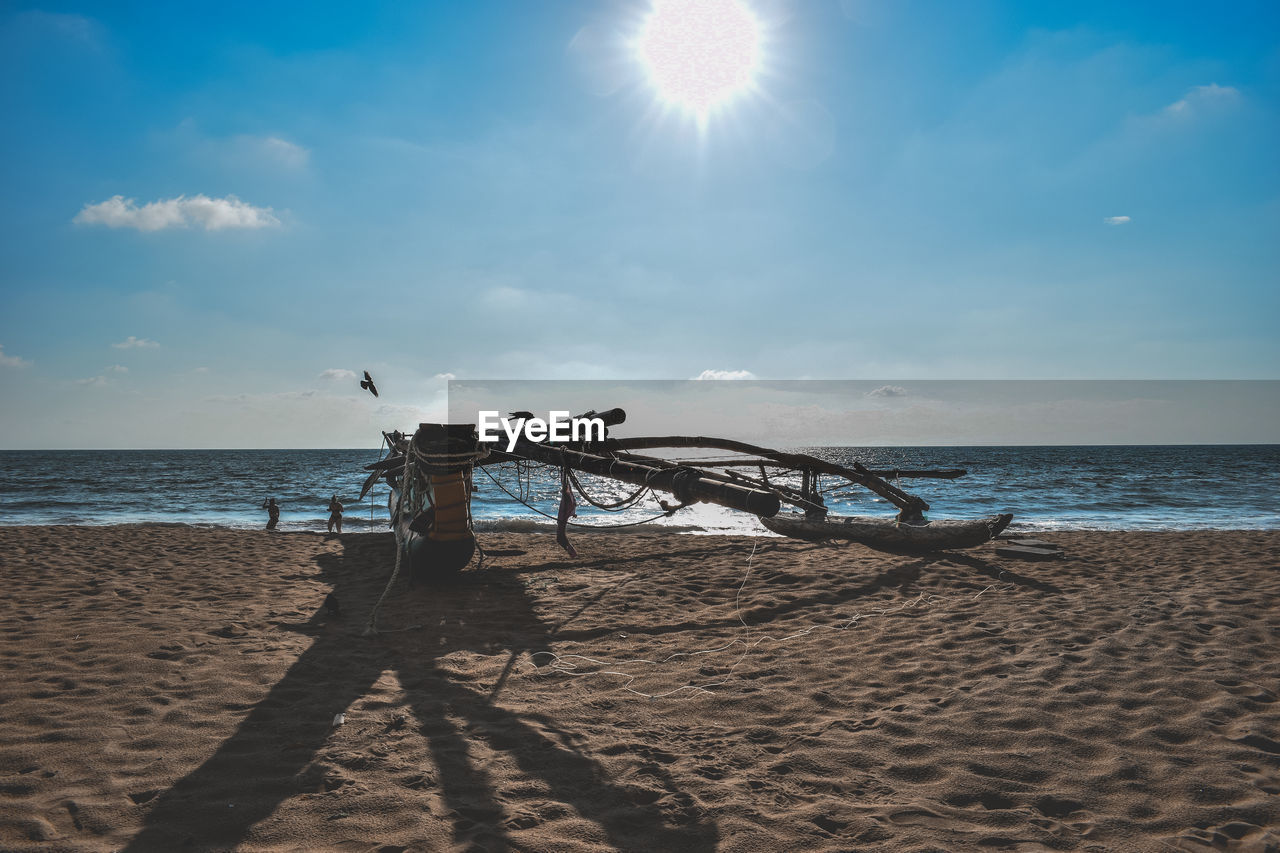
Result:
[327, 494, 344, 534]
[360, 371, 379, 398]
[262, 498, 280, 530]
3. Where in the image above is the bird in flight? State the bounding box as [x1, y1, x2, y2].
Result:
[360, 371, 379, 398]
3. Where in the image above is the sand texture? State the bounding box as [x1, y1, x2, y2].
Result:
[0, 526, 1278, 852]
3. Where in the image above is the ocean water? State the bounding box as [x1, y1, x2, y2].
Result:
[0, 446, 1276, 533]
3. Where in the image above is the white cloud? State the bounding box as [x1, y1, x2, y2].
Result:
[320, 368, 358, 381]
[113, 336, 159, 349]
[1104, 215, 1131, 225]
[434, 372, 457, 381]
[1163, 83, 1241, 118]
[866, 384, 908, 398]
[482, 285, 534, 309]
[77, 364, 130, 386]
[255, 136, 309, 169]
[693, 369, 757, 380]
[0, 345, 32, 368]
[74, 194, 280, 231]
[167, 121, 311, 173]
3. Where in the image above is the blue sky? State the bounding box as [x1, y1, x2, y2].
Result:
[1, 0, 1277, 447]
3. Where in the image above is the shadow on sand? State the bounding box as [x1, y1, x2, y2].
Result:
[122, 534, 720, 852]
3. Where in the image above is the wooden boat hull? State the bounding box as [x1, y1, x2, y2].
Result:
[390, 486, 475, 582]
[759, 512, 1013, 554]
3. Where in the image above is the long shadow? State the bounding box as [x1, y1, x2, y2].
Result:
[926, 552, 1066, 594]
[551, 559, 929, 643]
[123, 534, 718, 852]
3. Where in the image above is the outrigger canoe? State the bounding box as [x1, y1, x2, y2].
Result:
[760, 511, 1014, 555]
[366, 409, 1016, 579]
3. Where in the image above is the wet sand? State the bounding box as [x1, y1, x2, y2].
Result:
[0, 526, 1277, 852]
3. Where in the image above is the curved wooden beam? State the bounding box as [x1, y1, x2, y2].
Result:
[605, 435, 929, 515]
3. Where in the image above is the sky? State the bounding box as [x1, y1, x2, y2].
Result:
[448, 380, 1280, 446]
[1, 0, 1277, 448]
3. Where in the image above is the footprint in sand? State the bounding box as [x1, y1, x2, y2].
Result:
[887, 805, 978, 831]
[1174, 820, 1280, 851]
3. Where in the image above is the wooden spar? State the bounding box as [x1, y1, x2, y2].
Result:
[722, 469, 828, 516]
[582, 454, 965, 479]
[477, 452, 964, 480]
[607, 435, 930, 516]
[599, 449, 827, 515]
[510, 439, 782, 517]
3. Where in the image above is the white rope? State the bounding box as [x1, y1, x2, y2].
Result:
[363, 456, 415, 636]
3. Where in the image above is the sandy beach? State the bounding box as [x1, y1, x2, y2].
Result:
[0, 526, 1277, 852]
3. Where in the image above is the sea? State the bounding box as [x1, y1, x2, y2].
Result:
[0, 446, 1276, 534]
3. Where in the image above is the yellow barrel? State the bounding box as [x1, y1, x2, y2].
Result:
[427, 470, 472, 542]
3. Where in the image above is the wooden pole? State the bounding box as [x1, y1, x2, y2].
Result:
[512, 439, 781, 517]
[607, 435, 929, 516]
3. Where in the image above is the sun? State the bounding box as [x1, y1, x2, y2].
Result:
[636, 0, 763, 123]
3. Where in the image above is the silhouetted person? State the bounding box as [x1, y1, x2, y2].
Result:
[262, 498, 280, 530]
[327, 494, 344, 534]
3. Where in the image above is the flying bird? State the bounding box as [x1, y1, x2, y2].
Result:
[507, 411, 535, 421]
[360, 371, 379, 398]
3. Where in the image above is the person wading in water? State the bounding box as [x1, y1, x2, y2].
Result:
[262, 498, 280, 530]
[327, 494, 344, 534]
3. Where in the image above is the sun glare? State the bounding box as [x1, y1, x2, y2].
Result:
[637, 0, 763, 123]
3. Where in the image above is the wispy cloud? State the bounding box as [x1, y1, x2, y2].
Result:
[166, 121, 311, 173]
[76, 363, 130, 386]
[254, 136, 309, 170]
[0, 344, 32, 368]
[74, 194, 280, 231]
[434, 372, 456, 381]
[13, 10, 102, 48]
[693, 369, 756, 380]
[866, 384, 908, 398]
[1163, 84, 1242, 118]
[320, 368, 357, 381]
[112, 336, 159, 349]
[1104, 215, 1131, 225]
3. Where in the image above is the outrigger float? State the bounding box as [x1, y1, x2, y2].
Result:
[360, 409, 1013, 582]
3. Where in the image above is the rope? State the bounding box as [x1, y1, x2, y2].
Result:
[408, 433, 489, 473]
[370, 433, 388, 531]
[478, 464, 676, 529]
[567, 467, 650, 511]
[363, 455, 415, 636]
